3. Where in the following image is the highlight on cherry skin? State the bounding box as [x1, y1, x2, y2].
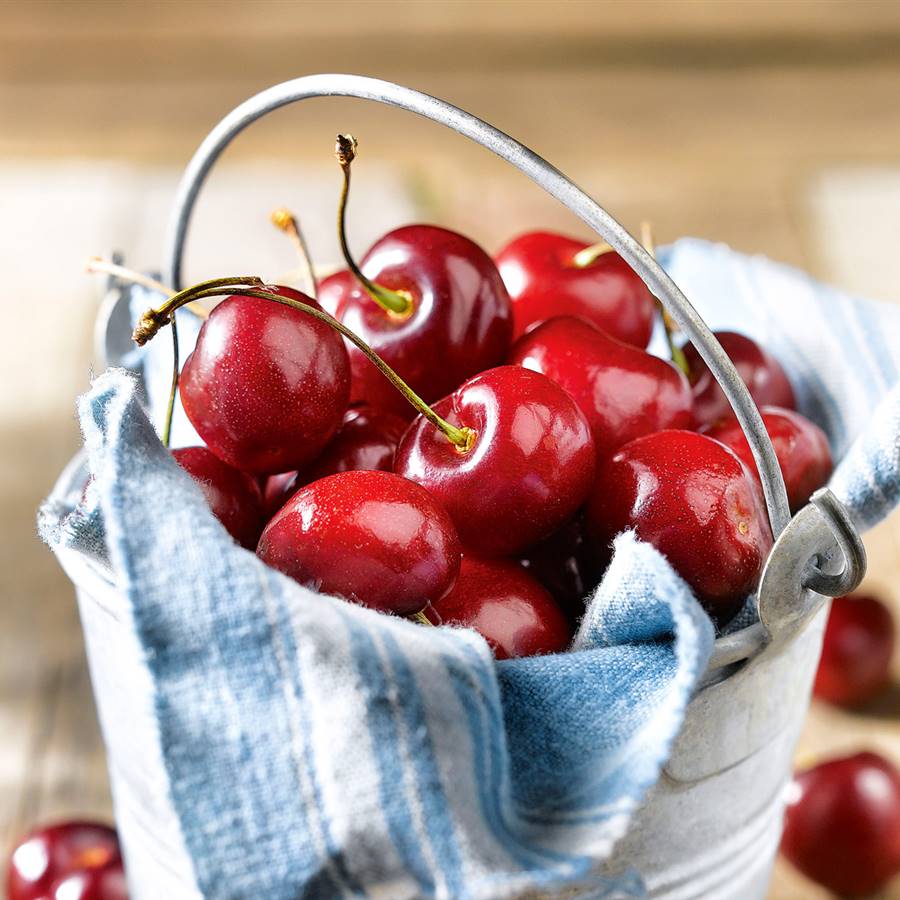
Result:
[6, 820, 125, 900]
[781, 752, 900, 898]
[257, 470, 462, 616]
[495, 230, 656, 347]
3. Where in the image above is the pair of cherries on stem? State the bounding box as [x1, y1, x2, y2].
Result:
[7, 821, 126, 900]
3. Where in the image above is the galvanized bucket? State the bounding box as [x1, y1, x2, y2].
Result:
[56, 75, 866, 899]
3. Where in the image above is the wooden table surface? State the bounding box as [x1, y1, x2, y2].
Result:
[2, 2, 900, 896]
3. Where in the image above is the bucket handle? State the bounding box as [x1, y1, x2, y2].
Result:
[162, 74, 863, 662]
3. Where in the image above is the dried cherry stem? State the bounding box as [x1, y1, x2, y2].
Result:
[271, 208, 318, 299]
[335, 134, 414, 319]
[86, 257, 209, 320]
[133, 281, 476, 452]
[640, 222, 690, 377]
[571, 240, 615, 268]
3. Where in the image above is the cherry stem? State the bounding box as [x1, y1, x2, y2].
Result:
[271, 208, 318, 299]
[86, 257, 209, 320]
[640, 222, 690, 378]
[133, 281, 476, 452]
[335, 134, 413, 319]
[163, 317, 179, 448]
[571, 240, 614, 268]
[408, 611, 434, 626]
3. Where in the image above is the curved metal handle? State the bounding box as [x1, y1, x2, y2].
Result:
[162, 73, 866, 663]
[163, 73, 792, 539]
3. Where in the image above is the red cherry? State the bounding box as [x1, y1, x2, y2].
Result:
[519, 517, 599, 622]
[180, 286, 350, 474]
[425, 556, 572, 659]
[7, 821, 120, 900]
[257, 470, 461, 615]
[394, 366, 596, 558]
[320, 225, 512, 417]
[586, 430, 772, 623]
[814, 593, 895, 707]
[782, 752, 900, 897]
[172, 446, 264, 548]
[262, 404, 408, 518]
[682, 331, 795, 428]
[495, 231, 655, 346]
[51, 862, 128, 900]
[704, 405, 832, 513]
[509, 315, 693, 459]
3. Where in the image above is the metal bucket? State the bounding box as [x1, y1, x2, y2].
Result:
[56, 75, 866, 899]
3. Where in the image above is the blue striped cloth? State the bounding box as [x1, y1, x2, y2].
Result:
[41, 240, 900, 899]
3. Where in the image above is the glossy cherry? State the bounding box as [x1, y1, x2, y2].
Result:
[319, 225, 513, 418]
[509, 315, 693, 459]
[179, 286, 350, 474]
[681, 331, 795, 428]
[257, 470, 461, 615]
[394, 366, 596, 558]
[495, 230, 655, 346]
[782, 751, 900, 897]
[704, 405, 832, 513]
[172, 446, 264, 548]
[519, 517, 599, 622]
[50, 862, 128, 900]
[814, 593, 895, 707]
[262, 404, 408, 518]
[426, 556, 572, 659]
[7, 821, 121, 900]
[586, 430, 772, 623]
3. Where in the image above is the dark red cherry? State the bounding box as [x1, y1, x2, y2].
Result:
[425, 556, 572, 659]
[7, 821, 121, 900]
[586, 430, 772, 623]
[172, 446, 264, 548]
[319, 225, 512, 418]
[519, 517, 600, 622]
[394, 366, 596, 558]
[814, 593, 895, 708]
[50, 862, 128, 900]
[704, 405, 832, 513]
[495, 231, 655, 346]
[262, 405, 408, 518]
[509, 315, 693, 460]
[681, 331, 795, 428]
[257, 470, 461, 615]
[179, 286, 350, 474]
[782, 752, 900, 897]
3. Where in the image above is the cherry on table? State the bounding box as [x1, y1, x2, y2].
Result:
[257, 470, 461, 615]
[495, 230, 656, 347]
[781, 751, 900, 897]
[509, 315, 693, 459]
[681, 330, 795, 428]
[703, 405, 832, 513]
[7, 821, 121, 900]
[179, 286, 350, 475]
[172, 446, 264, 548]
[426, 556, 572, 659]
[394, 365, 596, 558]
[814, 593, 895, 708]
[262, 404, 408, 519]
[586, 430, 772, 624]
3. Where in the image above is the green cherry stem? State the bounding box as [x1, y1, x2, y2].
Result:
[408, 610, 434, 626]
[133, 281, 476, 452]
[271, 207, 318, 299]
[640, 222, 690, 378]
[335, 134, 414, 319]
[162, 315, 179, 448]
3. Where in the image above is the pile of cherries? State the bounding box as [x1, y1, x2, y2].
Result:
[129, 134, 838, 657]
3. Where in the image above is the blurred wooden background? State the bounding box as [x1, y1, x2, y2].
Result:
[2, 2, 900, 897]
